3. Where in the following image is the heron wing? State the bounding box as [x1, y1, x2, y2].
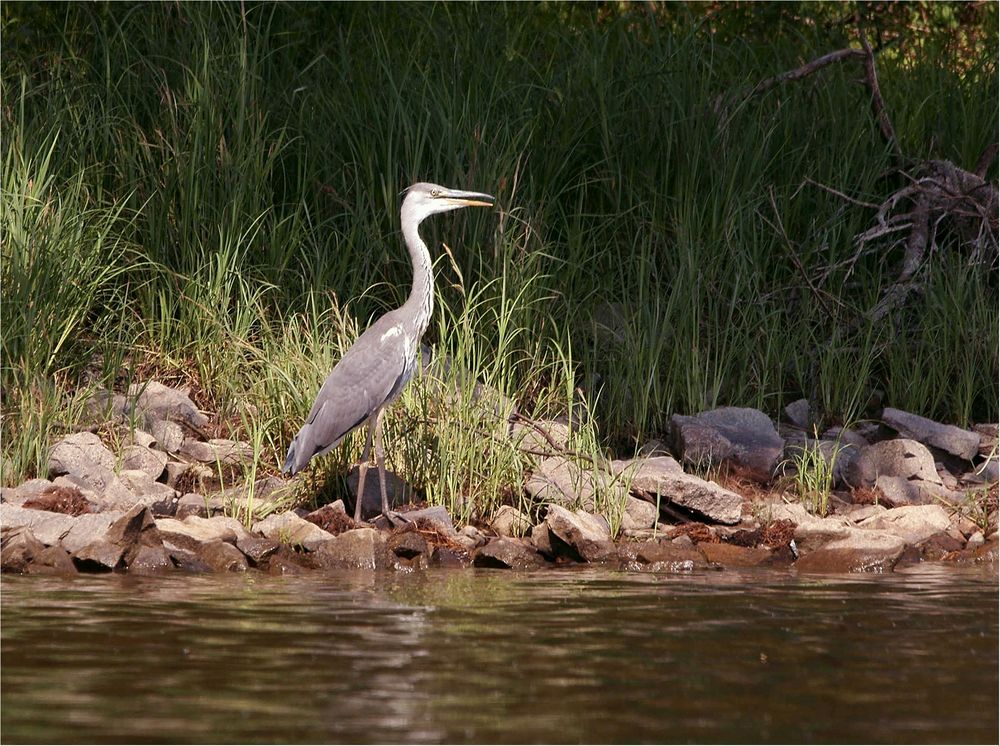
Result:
[291, 312, 413, 466]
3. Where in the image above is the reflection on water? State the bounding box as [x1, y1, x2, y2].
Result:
[2, 565, 997, 744]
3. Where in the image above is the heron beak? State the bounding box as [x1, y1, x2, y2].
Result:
[442, 189, 494, 208]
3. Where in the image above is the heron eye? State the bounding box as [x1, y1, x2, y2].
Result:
[431, 189, 440, 197]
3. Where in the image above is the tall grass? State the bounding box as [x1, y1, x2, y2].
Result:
[2, 3, 996, 524]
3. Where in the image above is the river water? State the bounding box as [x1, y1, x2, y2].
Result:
[1, 565, 997, 744]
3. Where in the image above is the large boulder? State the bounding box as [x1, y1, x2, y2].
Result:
[525, 456, 625, 514]
[613, 457, 743, 525]
[0, 504, 77, 545]
[881, 408, 980, 461]
[670, 407, 784, 480]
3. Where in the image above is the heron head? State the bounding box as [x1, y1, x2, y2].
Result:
[403, 182, 494, 220]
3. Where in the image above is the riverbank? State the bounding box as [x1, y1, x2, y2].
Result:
[2, 379, 996, 577]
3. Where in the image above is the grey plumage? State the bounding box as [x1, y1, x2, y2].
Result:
[282, 181, 494, 521]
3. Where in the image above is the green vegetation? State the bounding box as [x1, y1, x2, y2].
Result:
[2, 2, 996, 523]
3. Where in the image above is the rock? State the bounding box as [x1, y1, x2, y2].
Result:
[670, 406, 784, 480]
[400, 506, 457, 536]
[117, 470, 177, 500]
[510, 419, 572, 455]
[387, 530, 429, 561]
[163, 460, 213, 489]
[236, 535, 281, 565]
[857, 505, 951, 545]
[0, 504, 77, 546]
[966, 531, 986, 549]
[175, 493, 225, 520]
[822, 426, 870, 449]
[620, 495, 658, 531]
[126, 381, 208, 430]
[72, 540, 124, 571]
[156, 515, 248, 550]
[48, 432, 116, 475]
[1, 528, 46, 573]
[120, 445, 168, 480]
[917, 531, 966, 560]
[431, 547, 469, 567]
[178, 438, 253, 465]
[792, 516, 854, 553]
[128, 429, 157, 449]
[127, 544, 174, 574]
[150, 419, 185, 453]
[199, 540, 249, 572]
[473, 537, 544, 569]
[346, 465, 411, 520]
[529, 522, 554, 557]
[525, 456, 625, 514]
[795, 530, 905, 573]
[252, 511, 332, 551]
[10, 479, 56, 503]
[459, 525, 487, 548]
[618, 541, 704, 572]
[699, 542, 772, 567]
[543, 505, 614, 562]
[490, 505, 532, 537]
[882, 407, 980, 461]
[314, 528, 389, 569]
[637, 439, 672, 458]
[60, 512, 124, 553]
[27, 545, 77, 574]
[846, 439, 959, 505]
[784, 398, 811, 429]
[613, 457, 743, 525]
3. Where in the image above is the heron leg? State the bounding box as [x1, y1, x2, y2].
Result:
[373, 408, 391, 516]
[353, 416, 377, 522]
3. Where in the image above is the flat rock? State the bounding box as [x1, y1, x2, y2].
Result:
[120, 445, 168, 480]
[252, 511, 333, 551]
[399, 505, 457, 536]
[126, 381, 208, 430]
[543, 505, 613, 562]
[175, 493, 225, 519]
[0, 504, 77, 546]
[882, 407, 980, 460]
[178, 438, 253, 465]
[10, 479, 56, 503]
[155, 515, 243, 552]
[613, 456, 743, 525]
[873, 475, 958, 507]
[473, 537, 545, 569]
[60, 512, 123, 553]
[670, 406, 784, 480]
[314, 528, 389, 569]
[795, 530, 905, 573]
[490, 505, 532, 537]
[858, 505, 951, 545]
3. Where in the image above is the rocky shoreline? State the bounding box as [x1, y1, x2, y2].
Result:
[2, 381, 997, 576]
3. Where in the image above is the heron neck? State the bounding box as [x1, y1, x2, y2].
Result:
[402, 215, 434, 338]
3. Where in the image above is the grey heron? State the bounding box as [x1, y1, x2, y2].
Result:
[282, 181, 494, 522]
